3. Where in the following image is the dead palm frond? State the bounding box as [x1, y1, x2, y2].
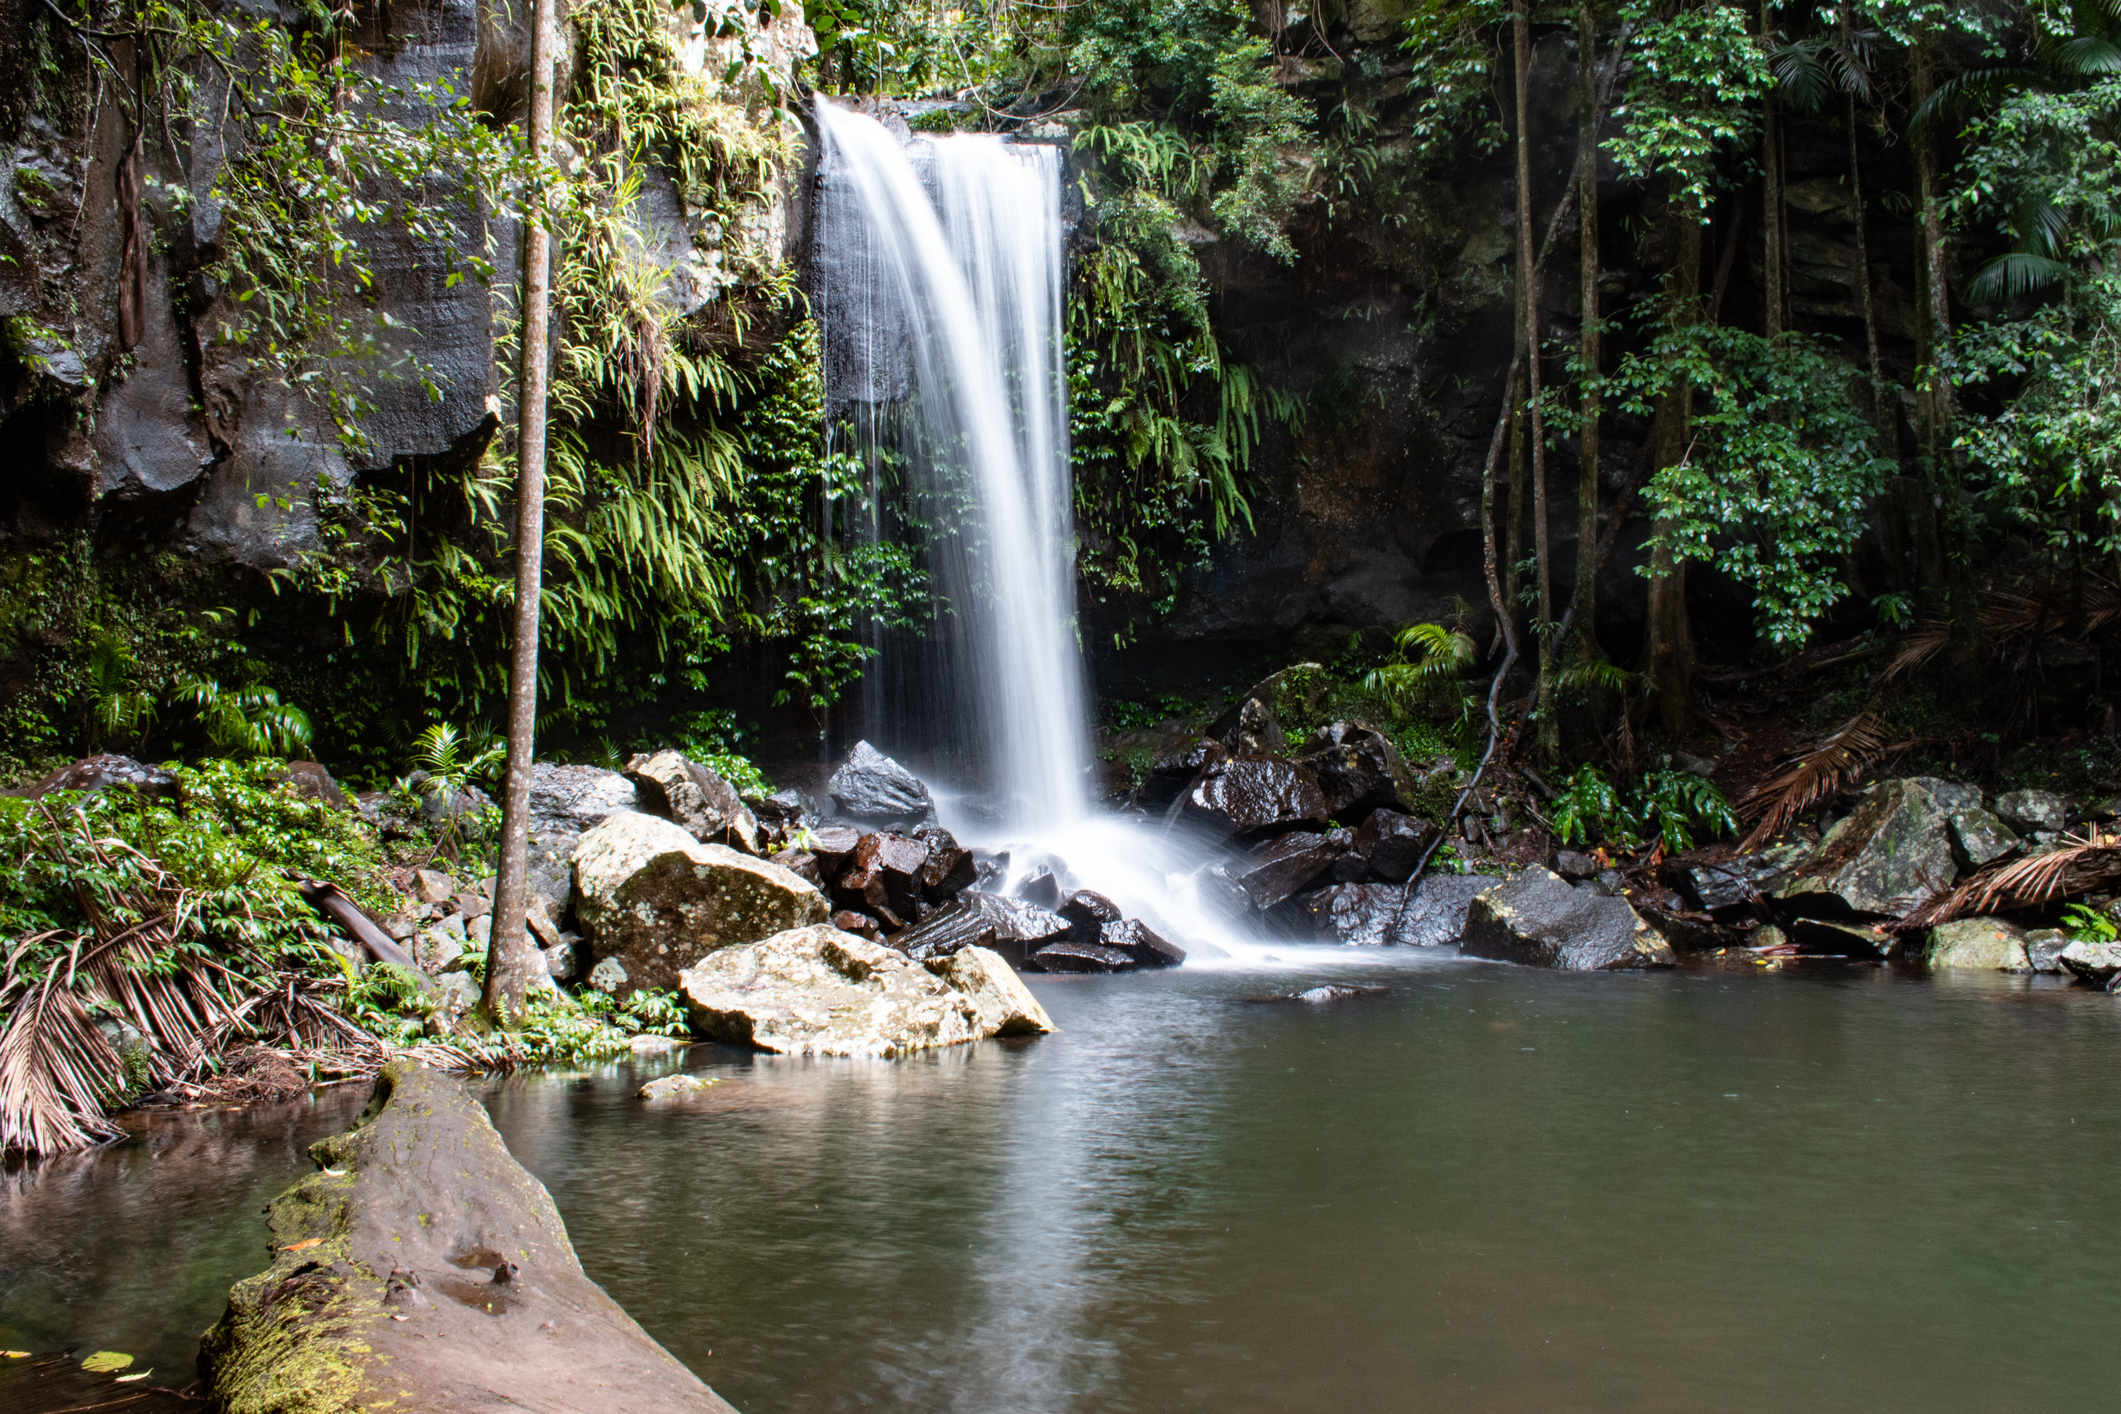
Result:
[1898, 835, 2121, 931]
[1882, 579, 2121, 682]
[1735, 706, 1898, 851]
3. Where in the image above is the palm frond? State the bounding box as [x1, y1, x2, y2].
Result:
[1735, 706, 1896, 850]
[1900, 837, 2121, 930]
[1969, 251, 2072, 304]
[2052, 36, 2121, 74]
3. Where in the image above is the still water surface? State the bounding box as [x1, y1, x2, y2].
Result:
[7, 955, 2120, 1411]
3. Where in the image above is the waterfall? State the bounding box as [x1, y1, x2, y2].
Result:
[812, 102, 1088, 829]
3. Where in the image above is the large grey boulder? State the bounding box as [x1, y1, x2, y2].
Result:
[1182, 755, 1330, 839]
[1948, 807, 2021, 871]
[681, 925, 1035, 1056]
[1995, 788, 2069, 834]
[574, 811, 828, 996]
[1926, 917, 2032, 971]
[1460, 867, 1676, 970]
[527, 763, 643, 905]
[1774, 778, 1972, 918]
[2056, 941, 2121, 987]
[1296, 874, 1487, 946]
[200, 1062, 736, 1414]
[827, 741, 934, 827]
[625, 749, 761, 853]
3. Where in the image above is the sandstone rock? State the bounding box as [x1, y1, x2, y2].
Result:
[629, 1034, 685, 1055]
[411, 868, 455, 904]
[1233, 829, 1348, 910]
[15, 753, 181, 803]
[1925, 917, 2032, 971]
[1948, 807, 2021, 871]
[895, 891, 1072, 967]
[1774, 778, 1967, 918]
[586, 957, 629, 993]
[528, 763, 642, 905]
[1182, 755, 1329, 839]
[2056, 940, 2121, 987]
[680, 925, 983, 1057]
[624, 749, 761, 853]
[1299, 721, 1419, 822]
[925, 944, 1056, 1036]
[1350, 808, 1435, 882]
[1995, 788, 2069, 834]
[1027, 939, 1138, 973]
[639, 1073, 718, 1100]
[542, 938, 578, 980]
[573, 812, 829, 995]
[200, 1063, 737, 1414]
[827, 741, 933, 827]
[834, 831, 929, 926]
[1058, 889, 1122, 941]
[1460, 867, 1676, 969]
[1098, 918, 1185, 967]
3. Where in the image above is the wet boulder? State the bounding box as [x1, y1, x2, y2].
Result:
[2027, 929, 2072, 974]
[1948, 807, 2021, 871]
[1347, 808, 1435, 883]
[925, 944, 1057, 1036]
[752, 788, 818, 848]
[1140, 739, 1227, 808]
[679, 924, 984, 1056]
[914, 825, 978, 901]
[1681, 843, 1809, 915]
[1299, 721, 1419, 823]
[1013, 865, 1062, 908]
[1925, 917, 2032, 971]
[834, 831, 930, 927]
[1233, 829, 1350, 911]
[1098, 918, 1185, 968]
[14, 753, 181, 802]
[808, 824, 863, 874]
[2056, 940, 2121, 987]
[1058, 888, 1122, 941]
[1460, 867, 1676, 970]
[1027, 939, 1137, 973]
[528, 763, 643, 906]
[572, 811, 829, 996]
[1995, 788, 2069, 835]
[201, 1062, 738, 1414]
[624, 749, 760, 854]
[1774, 778, 1972, 918]
[1296, 874, 1486, 947]
[895, 890, 1073, 967]
[827, 740, 934, 828]
[1208, 664, 1327, 756]
[775, 849, 825, 888]
[1182, 755, 1329, 840]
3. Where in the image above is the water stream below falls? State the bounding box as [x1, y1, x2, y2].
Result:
[10, 960, 2121, 1412]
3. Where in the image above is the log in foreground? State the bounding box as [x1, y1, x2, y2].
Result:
[202, 1061, 736, 1413]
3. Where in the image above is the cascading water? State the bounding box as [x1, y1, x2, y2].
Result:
[813, 102, 1322, 963]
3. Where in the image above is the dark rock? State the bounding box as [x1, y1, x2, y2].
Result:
[1183, 755, 1329, 839]
[913, 825, 978, 901]
[2026, 929, 2071, 974]
[1460, 867, 1677, 969]
[827, 740, 934, 827]
[280, 760, 347, 807]
[1551, 848, 1602, 879]
[2056, 940, 2121, 987]
[1058, 889, 1122, 941]
[1098, 918, 1185, 967]
[970, 849, 1010, 891]
[1352, 808, 1436, 882]
[1027, 939, 1138, 973]
[776, 849, 825, 888]
[624, 749, 761, 853]
[1234, 830, 1349, 910]
[1994, 788, 2069, 834]
[808, 824, 863, 873]
[1013, 866, 1062, 909]
[1948, 807, 2021, 871]
[832, 909, 883, 942]
[200, 1063, 738, 1414]
[835, 832, 928, 925]
[1296, 873, 1486, 946]
[896, 891, 1072, 967]
[1215, 694, 1288, 756]
[1298, 721, 1418, 823]
[1140, 739, 1227, 808]
[1681, 844, 1808, 914]
[14, 753, 181, 803]
[1208, 665, 1326, 756]
[753, 788, 819, 844]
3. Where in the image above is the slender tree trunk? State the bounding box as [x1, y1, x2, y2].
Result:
[1569, 0, 1602, 660]
[1845, 87, 1908, 588]
[1645, 198, 1703, 740]
[1911, 38, 1983, 661]
[1506, 366, 1526, 636]
[1515, 0, 1559, 764]
[1761, 0, 1784, 340]
[485, 0, 560, 1026]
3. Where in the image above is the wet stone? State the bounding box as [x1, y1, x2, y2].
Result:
[1234, 830, 1349, 911]
[1926, 917, 2031, 971]
[1098, 918, 1185, 968]
[896, 891, 1072, 967]
[1183, 756, 1329, 839]
[1141, 739, 1227, 808]
[1027, 939, 1138, 973]
[1299, 721, 1416, 823]
[1351, 808, 1435, 883]
[625, 749, 761, 854]
[1949, 808, 2021, 871]
[835, 832, 929, 925]
[1014, 866, 1062, 909]
[1058, 889, 1122, 941]
[1461, 867, 1676, 970]
[827, 741, 934, 827]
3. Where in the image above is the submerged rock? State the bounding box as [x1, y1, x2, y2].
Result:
[828, 741, 934, 827]
[1242, 984, 1390, 1004]
[573, 811, 829, 995]
[1098, 918, 1186, 968]
[638, 1073, 720, 1101]
[895, 891, 1072, 967]
[1926, 917, 2032, 971]
[1026, 939, 1138, 973]
[625, 749, 761, 853]
[1460, 867, 1676, 970]
[200, 1062, 736, 1414]
[680, 924, 985, 1057]
[1182, 755, 1329, 839]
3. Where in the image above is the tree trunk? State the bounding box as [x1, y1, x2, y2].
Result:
[1644, 199, 1704, 740]
[1761, 0, 1784, 340]
[1911, 38, 1983, 662]
[484, 0, 560, 1026]
[1515, 0, 1559, 764]
[1569, 0, 1602, 660]
[1844, 87, 1909, 590]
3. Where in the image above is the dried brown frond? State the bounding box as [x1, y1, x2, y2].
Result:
[1881, 627, 1952, 682]
[1898, 836, 2121, 931]
[1735, 706, 1897, 852]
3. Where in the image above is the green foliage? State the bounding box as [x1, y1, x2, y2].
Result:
[1551, 764, 1736, 854]
[1362, 622, 1478, 717]
[671, 710, 774, 798]
[1609, 0, 1772, 210]
[2062, 901, 2118, 942]
[176, 676, 314, 757]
